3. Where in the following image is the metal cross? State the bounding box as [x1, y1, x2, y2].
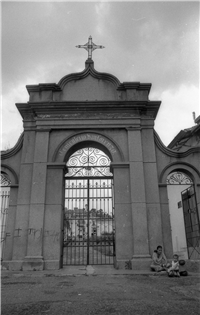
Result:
[76, 36, 105, 59]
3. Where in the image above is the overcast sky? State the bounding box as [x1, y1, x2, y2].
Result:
[1, 1, 199, 149]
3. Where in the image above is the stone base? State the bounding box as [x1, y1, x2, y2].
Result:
[2, 260, 23, 271]
[44, 260, 61, 270]
[131, 255, 152, 270]
[114, 259, 130, 269]
[185, 260, 200, 273]
[22, 256, 44, 271]
[115, 256, 152, 270]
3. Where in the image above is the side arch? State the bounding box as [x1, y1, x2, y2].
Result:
[1, 164, 19, 185]
[158, 162, 200, 260]
[1, 133, 23, 160]
[160, 162, 200, 260]
[52, 131, 125, 163]
[159, 162, 200, 185]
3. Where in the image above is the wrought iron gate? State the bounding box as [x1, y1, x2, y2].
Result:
[181, 186, 200, 259]
[1, 190, 10, 260]
[1, 172, 11, 261]
[63, 148, 115, 265]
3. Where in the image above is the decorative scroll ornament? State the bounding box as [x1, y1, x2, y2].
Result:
[166, 172, 193, 185]
[66, 148, 112, 177]
[0, 173, 11, 186]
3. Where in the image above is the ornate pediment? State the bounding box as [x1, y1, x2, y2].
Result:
[26, 59, 153, 102]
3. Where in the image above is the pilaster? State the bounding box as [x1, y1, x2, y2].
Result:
[127, 128, 151, 269]
[22, 130, 50, 271]
[142, 128, 165, 255]
[110, 163, 133, 269]
[43, 163, 66, 270]
[159, 184, 173, 258]
[10, 131, 35, 270]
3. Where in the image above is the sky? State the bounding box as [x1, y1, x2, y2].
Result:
[1, 0, 199, 149]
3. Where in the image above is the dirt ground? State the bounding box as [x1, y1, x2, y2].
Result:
[1, 272, 200, 315]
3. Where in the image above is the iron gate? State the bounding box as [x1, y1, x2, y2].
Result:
[63, 147, 115, 265]
[1, 172, 11, 261]
[63, 178, 115, 265]
[181, 186, 200, 259]
[1, 190, 10, 260]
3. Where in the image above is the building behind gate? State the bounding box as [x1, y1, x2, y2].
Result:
[1, 57, 200, 271]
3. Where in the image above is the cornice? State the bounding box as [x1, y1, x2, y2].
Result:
[110, 162, 130, 168]
[154, 130, 200, 157]
[17, 100, 160, 109]
[117, 82, 152, 94]
[16, 100, 161, 120]
[1, 133, 24, 160]
[47, 163, 67, 170]
[26, 83, 62, 94]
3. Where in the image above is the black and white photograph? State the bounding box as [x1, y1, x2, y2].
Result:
[1, 1, 200, 314]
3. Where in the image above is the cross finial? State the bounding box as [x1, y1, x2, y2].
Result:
[76, 36, 105, 60]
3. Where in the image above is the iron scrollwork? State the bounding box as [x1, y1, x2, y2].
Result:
[0, 173, 11, 186]
[166, 172, 193, 185]
[66, 148, 112, 177]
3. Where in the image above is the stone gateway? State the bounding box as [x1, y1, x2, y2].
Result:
[1, 56, 200, 271]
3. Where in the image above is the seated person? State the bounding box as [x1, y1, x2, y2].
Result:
[167, 254, 180, 277]
[150, 245, 170, 272]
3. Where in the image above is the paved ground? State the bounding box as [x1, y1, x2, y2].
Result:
[1, 266, 200, 315]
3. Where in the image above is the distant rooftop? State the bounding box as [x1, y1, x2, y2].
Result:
[168, 115, 200, 150]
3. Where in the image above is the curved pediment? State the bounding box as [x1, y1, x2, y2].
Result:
[58, 59, 121, 101]
[26, 60, 152, 102]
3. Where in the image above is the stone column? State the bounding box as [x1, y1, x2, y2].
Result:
[142, 128, 168, 257]
[110, 162, 133, 269]
[158, 184, 173, 258]
[127, 127, 151, 269]
[43, 163, 66, 270]
[10, 130, 35, 271]
[22, 130, 49, 271]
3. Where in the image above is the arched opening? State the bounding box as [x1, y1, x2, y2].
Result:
[166, 171, 200, 260]
[0, 172, 11, 261]
[63, 147, 115, 266]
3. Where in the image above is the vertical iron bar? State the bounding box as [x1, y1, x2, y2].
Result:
[112, 179, 115, 260]
[74, 180, 76, 265]
[107, 180, 110, 264]
[96, 180, 98, 264]
[78, 181, 80, 264]
[92, 179, 93, 265]
[83, 179, 86, 265]
[67, 180, 69, 265]
[103, 181, 106, 264]
[94, 179, 95, 264]
[99, 180, 101, 264]
[87, 179, 90, 265]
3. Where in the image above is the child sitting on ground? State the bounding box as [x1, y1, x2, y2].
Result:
[167, 254, 180, 277]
